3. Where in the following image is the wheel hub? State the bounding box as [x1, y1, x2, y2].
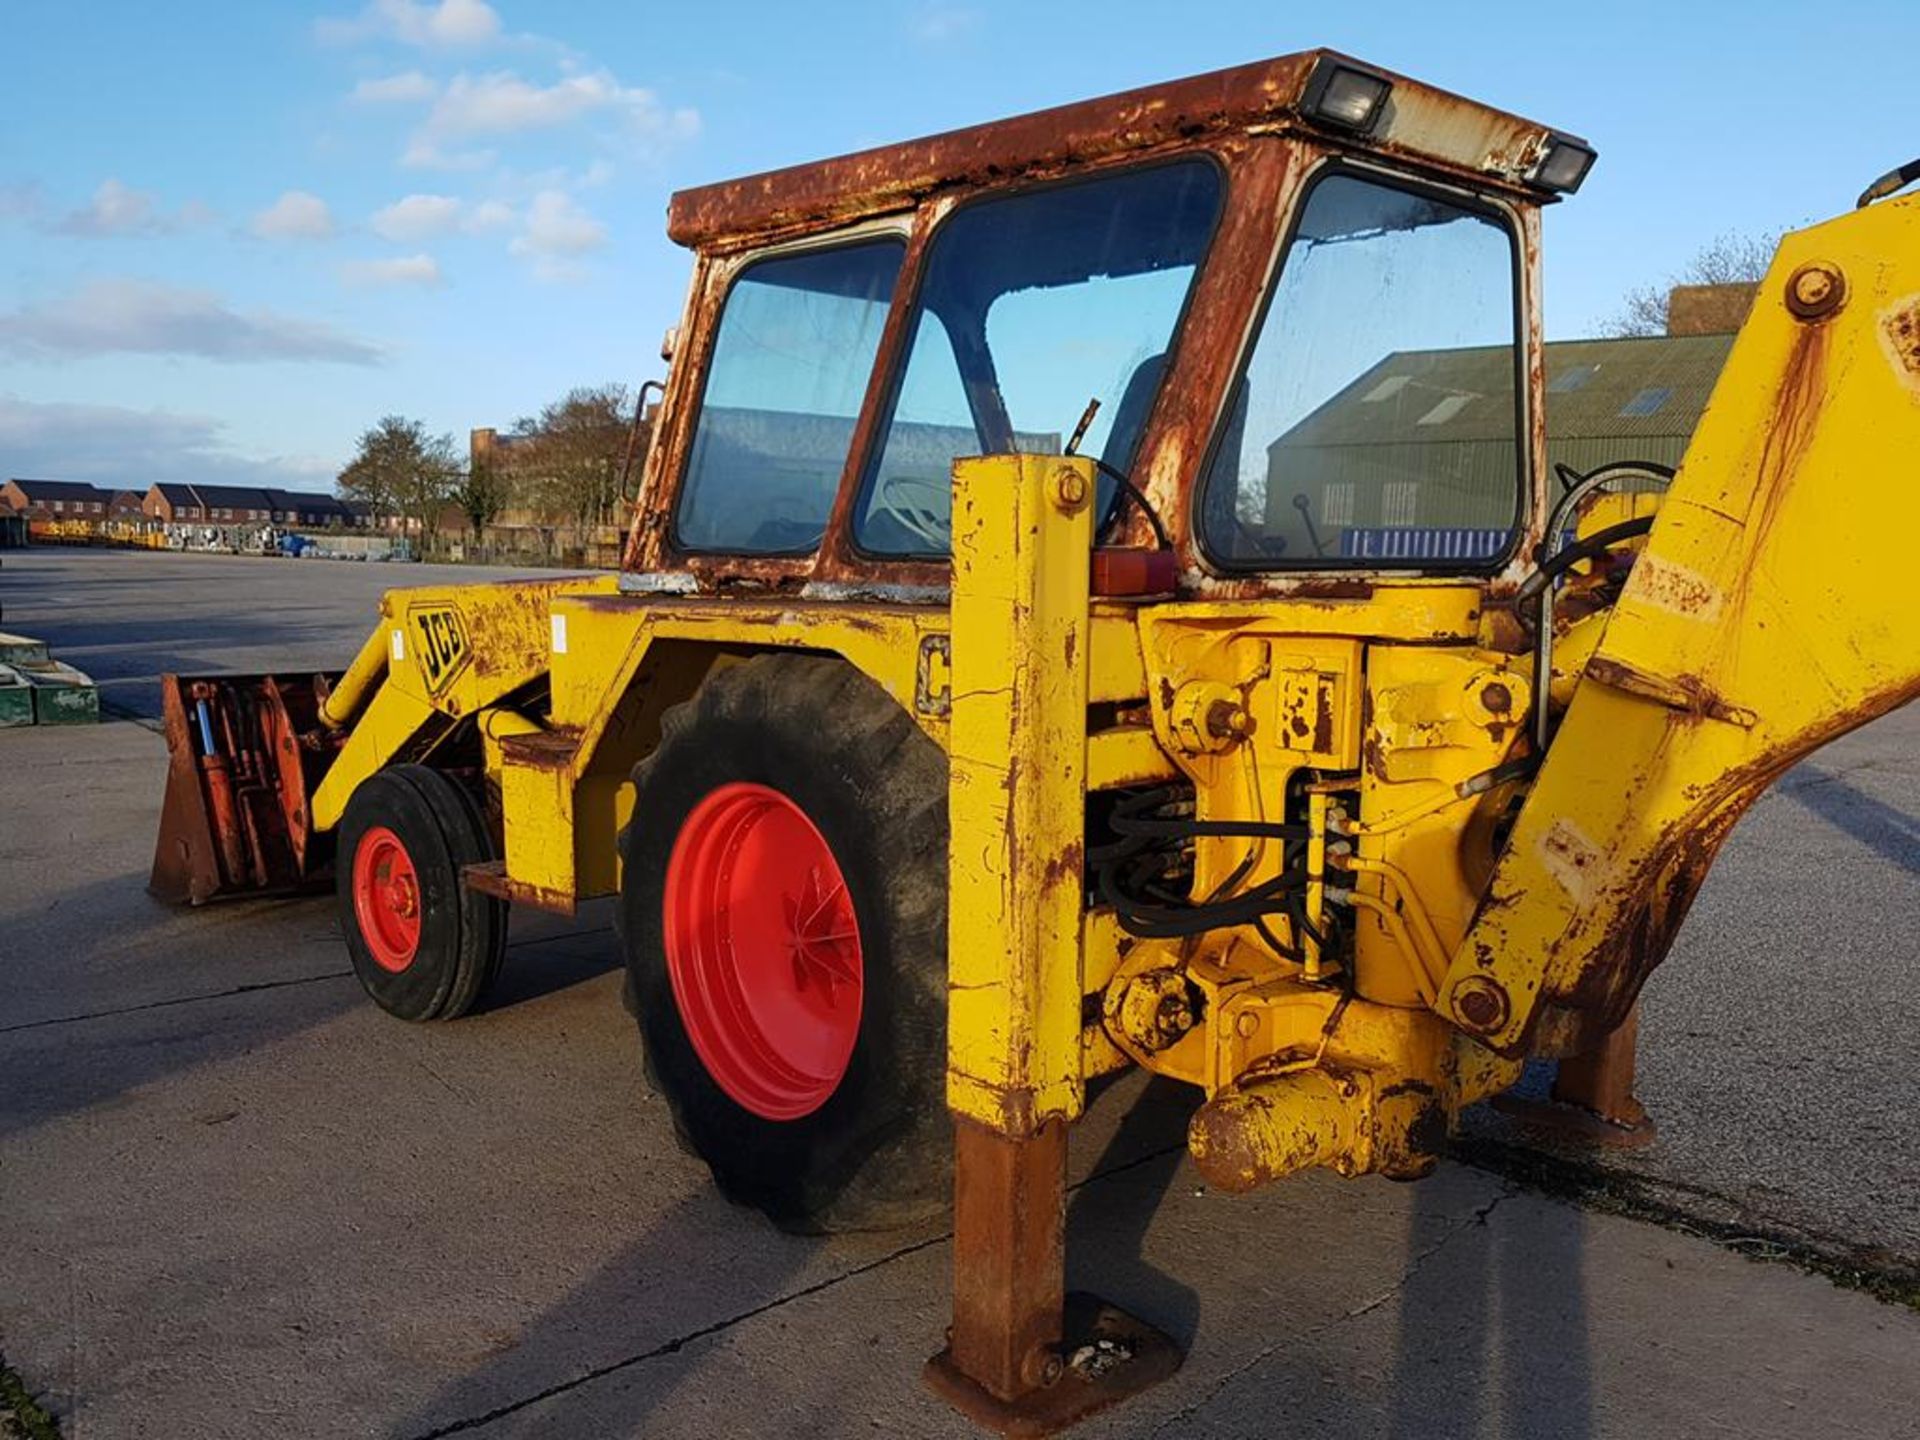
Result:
[352, 825, 423, 974]
[663, 782, 865, 1121]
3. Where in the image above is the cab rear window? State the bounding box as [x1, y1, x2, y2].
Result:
[674, 238, 904, 555]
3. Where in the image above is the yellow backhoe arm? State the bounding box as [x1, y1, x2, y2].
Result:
[1440, 194, 1920, 1056]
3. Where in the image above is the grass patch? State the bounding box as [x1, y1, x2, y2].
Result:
[0, 1355, 59, 1440]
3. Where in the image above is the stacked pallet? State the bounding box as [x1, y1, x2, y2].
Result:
[0, 633, 98, 727]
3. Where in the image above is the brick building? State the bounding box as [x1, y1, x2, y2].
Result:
[0, 479, 112, 518]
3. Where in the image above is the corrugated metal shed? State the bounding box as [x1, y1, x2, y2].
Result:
[1254, 332, 1735, 542]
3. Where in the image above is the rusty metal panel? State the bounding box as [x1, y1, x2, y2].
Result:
[667, 50, 1559, 251]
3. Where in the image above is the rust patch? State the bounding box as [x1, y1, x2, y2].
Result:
[1284, 577, 1376, 601]
[1361, 731, 1389, 782]
[1538, 817, 1601, 903]
[1041, 840, 1086, 892]
[1585, 656, 1756, 727]
[1746, 322, 1829, 565]
[1311, 683, 1335, 753]
[1628, 553, 1721, 619]
[1879, 294, 1920, 394]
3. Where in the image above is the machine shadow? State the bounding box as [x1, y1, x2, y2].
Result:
[1779, 765, 1920, 876]
[381, 1192, 899, 1440]
[1067, 1074, 1204, 1348]
[1386, 1167, 1596, 1439]
[385, 1078, 1206, 1439]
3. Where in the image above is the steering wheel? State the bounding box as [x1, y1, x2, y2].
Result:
[875, 475, 952, 550]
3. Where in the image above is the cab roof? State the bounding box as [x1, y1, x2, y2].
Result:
[668, 49, 1576, 249]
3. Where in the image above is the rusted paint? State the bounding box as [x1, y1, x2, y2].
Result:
[149, 672, 336, 905]
[1878, 293, 1920, 393]
[495, 726, 582, 773]
[630, 57, 1559, 608]
[1624, 553, 1721, 619]
[1584, 656, 1757, 727]
[669, 51, 1554, 250]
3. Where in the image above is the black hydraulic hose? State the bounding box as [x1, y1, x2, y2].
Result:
[1513, 516, 1656, 611]
[1091, 457, 1174, 551]
[1859, 157, 1920, 208]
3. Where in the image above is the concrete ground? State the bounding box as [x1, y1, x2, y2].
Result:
[2, 547, 1917, 1438]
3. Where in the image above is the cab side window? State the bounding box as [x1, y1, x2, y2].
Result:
[675, 238, 904, 554]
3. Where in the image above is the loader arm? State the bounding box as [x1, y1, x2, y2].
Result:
[1439, 194, 1920, 1056]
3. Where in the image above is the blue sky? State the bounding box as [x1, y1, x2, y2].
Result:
[3, 0, 1913, 491]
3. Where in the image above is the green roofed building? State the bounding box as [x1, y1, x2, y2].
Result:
[1255, 330, 1736, 561]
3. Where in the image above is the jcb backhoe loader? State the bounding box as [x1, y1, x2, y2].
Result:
[148, 51, 1920, 1434]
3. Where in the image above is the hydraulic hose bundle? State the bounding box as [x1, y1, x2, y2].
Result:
[1089, 786, 1329, 958]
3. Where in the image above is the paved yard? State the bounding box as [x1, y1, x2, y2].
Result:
[1, 548, 1916, 1438]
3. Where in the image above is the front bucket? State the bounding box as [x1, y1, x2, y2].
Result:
[149, 673, 339, 905]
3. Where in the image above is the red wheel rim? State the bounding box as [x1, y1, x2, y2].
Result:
[663, 782, 864, 1121]
[352, 825, 423, 974]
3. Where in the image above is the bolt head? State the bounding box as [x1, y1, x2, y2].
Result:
[1052, 467, 1090, 511]
[1452, 976, 1511, 1033]
[1786, 261, 1847, 320]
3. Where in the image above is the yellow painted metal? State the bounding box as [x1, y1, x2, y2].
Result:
[311, 577, 602, 830]
[1440, 195, 1920, 1054]
[318, 620, 391, 730]
[289, 166, 1920, 1211]
[944, 454, 1095, 1136]
[1352, 646, 1529, 1007]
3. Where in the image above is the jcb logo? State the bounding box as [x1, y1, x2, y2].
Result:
[408, 604, 471, 696]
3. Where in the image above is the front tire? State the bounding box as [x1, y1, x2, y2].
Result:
[620, 655, 950, 1232]
[337, 765, 507, 1021]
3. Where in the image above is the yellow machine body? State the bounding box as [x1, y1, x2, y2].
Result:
[291, 201, 1920, 1199]
[150, 55, 1920, 1423]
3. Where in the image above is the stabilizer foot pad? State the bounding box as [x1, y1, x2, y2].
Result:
[923, 1293, 1182, 1437]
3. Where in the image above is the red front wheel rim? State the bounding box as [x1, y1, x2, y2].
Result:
[663, 782, 865, 1121]
[353, 825, 424, 974]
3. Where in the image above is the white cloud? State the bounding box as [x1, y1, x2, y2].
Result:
[0, 279, 381, 365]
[52, 179, 205, 237]
[511, 190, 605, 255]
[350, 69, 437, 103]
[341, 253, 444, 287]
[465, 198, 514, 232]
[400, 138, 496, 171]
[370, 193, 463, 240]
[0, 395, 338, 490]
[317, 0, 500, 49]
[421, 69, 699, 143]
[250, 190, 335, 240]
[910, 5, 982, 42]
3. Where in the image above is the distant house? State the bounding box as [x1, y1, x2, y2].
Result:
[141, 483, 360, 528]
[1, 478, 113, 519]
[108, 490, 146, 520]
[144, 483, 210, 523]
[1249, 331, 1736, 560]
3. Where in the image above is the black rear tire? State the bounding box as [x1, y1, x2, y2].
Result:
[619, 654, 950, 1232]
[337, 765, 507, 1021]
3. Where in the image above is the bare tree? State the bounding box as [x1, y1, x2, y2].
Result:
[513, 385, 632, 555]
[453, 450, 510, 538]
[338, 415, 460, 551]
[1604, 233, 1778, 338]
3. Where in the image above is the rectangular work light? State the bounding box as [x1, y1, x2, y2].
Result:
[1301, 58, 1392, 134]
[1530, 134, 1599, 194]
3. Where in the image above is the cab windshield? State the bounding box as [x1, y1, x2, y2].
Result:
[1199, 170, 1523, 568]
[854, 160, 1222, 556]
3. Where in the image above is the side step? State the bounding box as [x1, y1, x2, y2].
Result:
[460, 859, 576, 916]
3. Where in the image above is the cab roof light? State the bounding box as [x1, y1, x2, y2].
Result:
[1531, 134, 1598, 194]
[1301, 59, 1393, 135]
